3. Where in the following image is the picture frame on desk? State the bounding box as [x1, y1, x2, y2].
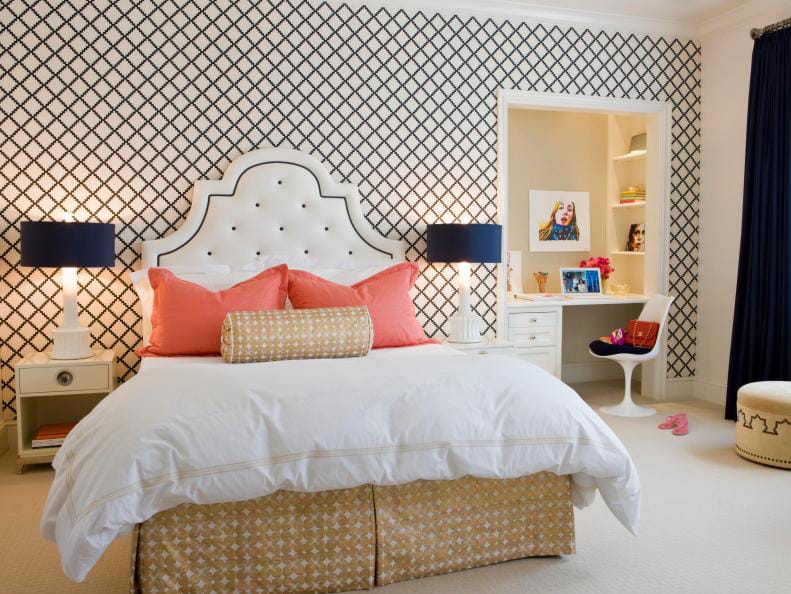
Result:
[560, 267, 603, 295]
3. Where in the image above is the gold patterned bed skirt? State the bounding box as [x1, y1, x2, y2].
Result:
[130, 473, 575, 593]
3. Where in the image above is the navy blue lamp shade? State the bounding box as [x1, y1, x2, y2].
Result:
[426, 224, 502, 264]
[21, 221, 115, 268]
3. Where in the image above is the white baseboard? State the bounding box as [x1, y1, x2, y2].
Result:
[665, 377, 695, 400]
[664, 377, 727, 408]
[693, 377, 727, 406]
[0, 419, 9, 457]
[562, 361, 623, 384]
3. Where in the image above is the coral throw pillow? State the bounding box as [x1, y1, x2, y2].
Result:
[288, 262, 434, 348]
[139, 265, 289, 357]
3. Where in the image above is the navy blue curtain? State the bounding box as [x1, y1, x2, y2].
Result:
[726, 28, 791, 420]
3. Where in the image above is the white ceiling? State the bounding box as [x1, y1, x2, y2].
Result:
[349, 0, 779, 38]
[496, 0, 748, 23]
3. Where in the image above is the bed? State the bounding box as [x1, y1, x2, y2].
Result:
[41, 148, 640, 592]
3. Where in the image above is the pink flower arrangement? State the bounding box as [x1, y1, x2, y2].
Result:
[580, 256, 614, 280]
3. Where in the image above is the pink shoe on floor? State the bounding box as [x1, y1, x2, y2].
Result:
[672, 416, 689, 436]
[658, 413, 686, 429]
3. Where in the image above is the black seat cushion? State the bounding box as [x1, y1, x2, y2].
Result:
[589, 340, 652, 357]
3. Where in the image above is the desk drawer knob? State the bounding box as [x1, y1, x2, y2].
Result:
[478, 350, 489, 354]
[529, 317, 537, 323]
[529, 335, 536, 340]
[56, 370, 73, 387]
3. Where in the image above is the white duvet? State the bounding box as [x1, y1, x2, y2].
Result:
[41, 344, 640, 582]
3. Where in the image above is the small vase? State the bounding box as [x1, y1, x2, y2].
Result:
[533, 272, 548, 293]
[602, 278, 609, 294]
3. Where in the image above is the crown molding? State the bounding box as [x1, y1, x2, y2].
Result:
[332, 0, 698, 40]
[699, 0, 791, 36]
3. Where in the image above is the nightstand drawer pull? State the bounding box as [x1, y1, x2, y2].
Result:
[56, 370, 74, 386]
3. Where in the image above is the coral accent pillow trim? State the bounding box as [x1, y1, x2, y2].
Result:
[138, 265, 289, 357]
[288, 262, 436, 349]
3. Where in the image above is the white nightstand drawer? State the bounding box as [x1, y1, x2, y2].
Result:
[443, 339, 516, 356]
[509, 311, 557, 328]
[466, 345, 516, 355]
[509, 327, 556, 347]
[18, 363, 110, 395]
[516, 347, 557, 375]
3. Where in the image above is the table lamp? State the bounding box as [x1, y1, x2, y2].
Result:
[426, 223, 502, 343]
[21, 218, 115, 359]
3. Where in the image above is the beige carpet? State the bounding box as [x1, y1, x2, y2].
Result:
[2, 381, 790, 593]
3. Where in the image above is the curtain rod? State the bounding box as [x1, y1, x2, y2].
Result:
[750, 16, 791, 39]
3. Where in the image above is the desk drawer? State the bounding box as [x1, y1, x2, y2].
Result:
[509, 311, 557, 328]
[509, 327, 556, 347]
[516, 347, 557, 376]
[18, 364, 110, 395]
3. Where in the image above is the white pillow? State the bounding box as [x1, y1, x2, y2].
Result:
[301, 263, 393, 285]
[235, 254, 317, 272]
[238, 255, 392, 284]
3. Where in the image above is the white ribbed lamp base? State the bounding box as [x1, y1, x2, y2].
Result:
[51, 326, 93, 360]
[447, 314, 483, 344]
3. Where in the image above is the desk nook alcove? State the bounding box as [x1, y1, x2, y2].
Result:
[496, 90, 671, 400]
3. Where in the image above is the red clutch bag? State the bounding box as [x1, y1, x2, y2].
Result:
[625, 320, 659, 348]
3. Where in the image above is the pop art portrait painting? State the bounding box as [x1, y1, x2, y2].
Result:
[529, 190, 591, 252]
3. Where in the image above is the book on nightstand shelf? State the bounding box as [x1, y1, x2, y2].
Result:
[31, 421, 77, 448]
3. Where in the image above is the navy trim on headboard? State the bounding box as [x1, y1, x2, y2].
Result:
[156, 160, 396, 265]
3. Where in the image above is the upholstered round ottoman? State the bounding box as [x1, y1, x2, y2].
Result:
[735, 381, 791, 469]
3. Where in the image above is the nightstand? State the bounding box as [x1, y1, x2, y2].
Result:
[15, 349, 115, 473]
[442, 337, 516, 356]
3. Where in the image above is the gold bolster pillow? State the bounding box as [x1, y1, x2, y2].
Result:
[221, 306, 374, 363]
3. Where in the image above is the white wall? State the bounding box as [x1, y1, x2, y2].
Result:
[696, 1, 791, 405]
[507, 108, 608, 293]
[506, 108, 643, 382]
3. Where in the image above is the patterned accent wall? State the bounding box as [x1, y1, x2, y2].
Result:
[0, 0, 700, 416]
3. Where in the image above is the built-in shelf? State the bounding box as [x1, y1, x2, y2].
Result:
[612, 201, 646, 209]
[611, 250, 645, 256]
[613, 150, 646, 162]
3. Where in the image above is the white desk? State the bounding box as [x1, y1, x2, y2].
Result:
[506, 294, 649, 378]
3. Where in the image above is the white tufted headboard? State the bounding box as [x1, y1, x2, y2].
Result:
[141, 148, 405, 268]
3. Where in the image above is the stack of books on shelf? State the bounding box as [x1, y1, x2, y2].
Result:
[32, 421, 76, 448]
[619, 187, 646, 204]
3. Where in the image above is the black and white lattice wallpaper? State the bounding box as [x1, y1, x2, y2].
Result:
[1, 0, 700, 417]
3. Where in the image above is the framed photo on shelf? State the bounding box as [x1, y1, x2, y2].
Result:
[626, 223, 645, 252]
[529, 190, 591, 252]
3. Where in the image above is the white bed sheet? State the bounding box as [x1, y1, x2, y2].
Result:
[41, 344, 640, 581]
[138, 342, 461, 369]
